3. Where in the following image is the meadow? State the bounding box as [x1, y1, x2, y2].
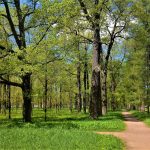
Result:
[0, 109, 125, 150]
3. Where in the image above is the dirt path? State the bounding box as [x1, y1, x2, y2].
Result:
[97, 112, 150, 150]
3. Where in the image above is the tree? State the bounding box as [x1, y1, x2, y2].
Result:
[76, 0, 132, 118]
[0, 0, 54, 122]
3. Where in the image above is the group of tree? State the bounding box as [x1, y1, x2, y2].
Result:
[0, 0, 149, 122]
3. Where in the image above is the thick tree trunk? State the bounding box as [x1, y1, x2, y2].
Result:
[22, 73, 32, 122]
[89, 27, 102, 118]
[101, 69, 107, 115]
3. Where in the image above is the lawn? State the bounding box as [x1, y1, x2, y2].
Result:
[131, 111, 150, 127]
[0, 109, 125, 150]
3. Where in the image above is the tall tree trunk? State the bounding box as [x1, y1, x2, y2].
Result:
[22, 73, 32, 122]
[83, 43, 88, 113]
[90, 27, 102, 118]
[44, 71, 48, 121]
[77, 42, 82, 112]
[83, 65, 87, 113]
[101, 69, 107, 115]
[110, 73, 116, 111]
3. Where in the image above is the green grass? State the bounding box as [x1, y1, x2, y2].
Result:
[0, 128, 124, 150]
[0, 109, 125, 131]
[0, 109, 125, 150]
[131, 111, 150, 127]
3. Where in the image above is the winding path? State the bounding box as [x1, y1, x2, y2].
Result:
[97, 112, 150, 150]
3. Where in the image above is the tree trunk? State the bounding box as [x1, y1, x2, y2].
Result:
[69, 90, 73, 113]
[89, 27, 102, 118]
[44, 71, 48, 121]
[83, 44, 88, 113]
[22, 73, 32, 122]
[59, 84, 63, 109]
[83, 68, 87, 113]
[7, 83, 11, 119]
[0, 84, 2, 113]
[3, 84, 7, 115]
[49, 86, 52, 109]
[74, 94, 78, 110]
[77, 42, 82, 112]
[101, 69, 107, 115]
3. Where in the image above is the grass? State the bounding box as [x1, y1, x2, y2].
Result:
[0, 109, 125, 150]
[0, 128, 124, 150]
[131, 111, 150, 127]
[0, 109, 125, 131]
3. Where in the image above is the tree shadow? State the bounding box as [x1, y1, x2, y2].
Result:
[0, 111, 125, 129]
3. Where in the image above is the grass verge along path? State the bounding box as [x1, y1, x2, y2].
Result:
[0, 110, 125, 150]
[97, 112, 150, 150]
[131, 111, 150, 127]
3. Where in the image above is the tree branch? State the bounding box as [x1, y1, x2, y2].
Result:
[2, 0, 21, 48]
[0, 76, 22, 87]
[77, 0, 94, 27]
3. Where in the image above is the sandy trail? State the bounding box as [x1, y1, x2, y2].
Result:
[97, 112, 150, 150]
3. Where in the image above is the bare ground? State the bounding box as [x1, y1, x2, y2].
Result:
[97, 112, 150, 150]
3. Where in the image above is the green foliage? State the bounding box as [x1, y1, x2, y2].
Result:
[131, 111, 150, 127]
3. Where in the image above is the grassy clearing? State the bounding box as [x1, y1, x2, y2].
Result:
[0, 128, 124, 150]
[0, 109, 125, 150]
[131, 111, 150, 127]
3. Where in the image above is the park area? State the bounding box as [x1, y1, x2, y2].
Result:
[0, 109, 150, 149]
[0, 0, 150, 149]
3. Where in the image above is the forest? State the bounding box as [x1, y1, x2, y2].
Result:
[0, 0, 150, 150]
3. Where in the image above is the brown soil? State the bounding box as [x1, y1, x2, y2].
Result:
[97, 112, 150, 150]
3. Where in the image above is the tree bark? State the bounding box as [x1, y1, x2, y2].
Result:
[83, 44, 88, 113]
[22, 73, 32, 122]
[101, 69, 107, 115]
[90, 27, 102, 118]
[7, 80, 11, 119]
[77, 42, 82, 112]
[59, 84, 63, 109]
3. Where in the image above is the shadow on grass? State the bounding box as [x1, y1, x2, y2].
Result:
[0, 111, 124, 129]
[132, 111, 150, 121]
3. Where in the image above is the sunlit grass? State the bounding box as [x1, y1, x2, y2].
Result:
[0, 128, 124, 150]
[0, 109, 125, 149]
